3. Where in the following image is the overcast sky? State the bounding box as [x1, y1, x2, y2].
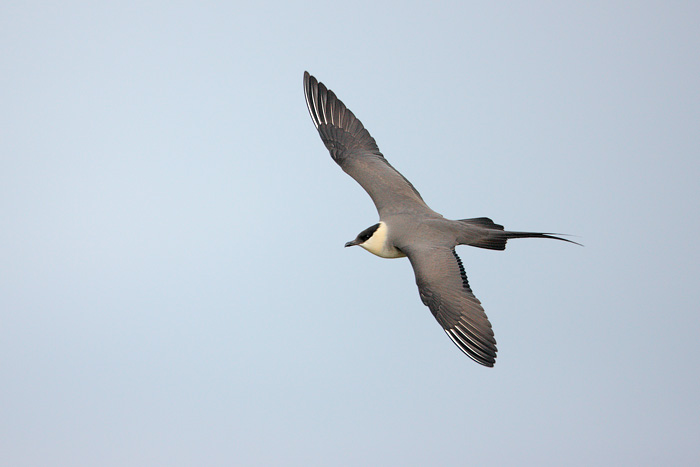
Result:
[2, 1, 699, 466]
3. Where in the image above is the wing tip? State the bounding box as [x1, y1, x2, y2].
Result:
[445, 329, 498, 368]
[303, 71, 367, 138]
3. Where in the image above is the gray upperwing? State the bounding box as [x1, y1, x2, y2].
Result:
[405, 245, 498, 367]
[304, 72, 433, 217]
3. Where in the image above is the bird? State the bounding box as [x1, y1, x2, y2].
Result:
[303, 71, 577, 367]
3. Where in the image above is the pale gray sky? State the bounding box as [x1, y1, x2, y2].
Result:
[2, 1, 699, 466]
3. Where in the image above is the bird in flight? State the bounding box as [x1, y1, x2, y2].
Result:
[303, 72, 577, 367]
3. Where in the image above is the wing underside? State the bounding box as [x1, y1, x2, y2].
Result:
[406, 246, 498, 367]
[304, 72, 432, 217]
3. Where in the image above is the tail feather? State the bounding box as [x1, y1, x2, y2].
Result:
[458, 218, 581, 250]
[460, 217, 504, 230]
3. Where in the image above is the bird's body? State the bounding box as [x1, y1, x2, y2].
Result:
[304, 71, 576, 367]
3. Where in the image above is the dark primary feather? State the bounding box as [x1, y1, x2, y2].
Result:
[405, 245, 498, 367]
[303, 72, 432, 217]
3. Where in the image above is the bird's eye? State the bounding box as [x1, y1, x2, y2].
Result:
[357, 223, 379, 243]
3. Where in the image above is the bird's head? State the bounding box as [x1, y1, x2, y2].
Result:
[344, 222, 405, 258]
[345, 223, 381, 249]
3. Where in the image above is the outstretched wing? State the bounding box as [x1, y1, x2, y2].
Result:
[304, 71, 433, 217]
[405, 245, 498, 367]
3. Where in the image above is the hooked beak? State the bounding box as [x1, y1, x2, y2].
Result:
[345, 239, 360, 248]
